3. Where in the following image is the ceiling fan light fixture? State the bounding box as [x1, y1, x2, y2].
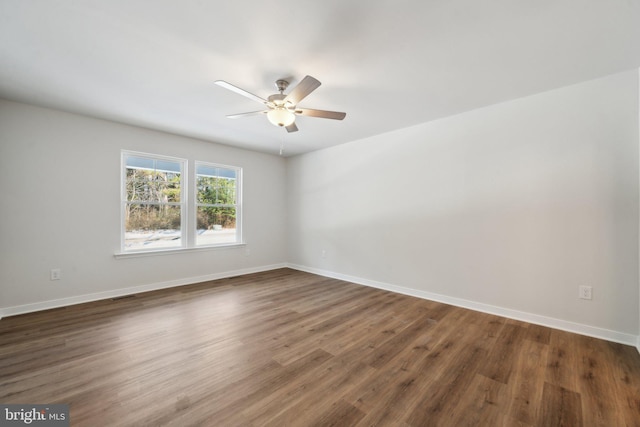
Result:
[267, 108, 295, 127]
[215, 76, 346, 134]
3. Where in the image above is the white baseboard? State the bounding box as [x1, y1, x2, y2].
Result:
[3, 262, 639, 355]
[288, 263, 640, 349]
[0, 263, 287, 318]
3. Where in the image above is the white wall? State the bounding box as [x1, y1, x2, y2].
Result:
[287, 70, 640, 340]
[0, 100, 287, 315]
[2, 70, 639, 345]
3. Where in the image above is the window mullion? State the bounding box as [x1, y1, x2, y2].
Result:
[184, 159, 192, 249]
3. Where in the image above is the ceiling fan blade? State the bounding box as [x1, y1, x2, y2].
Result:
[226, 110, 268, 119]
[285, 123, 298, 133]
[214, 80, 268, 105]
[295, 108, 346, 120]
[284, 75, 321, 105]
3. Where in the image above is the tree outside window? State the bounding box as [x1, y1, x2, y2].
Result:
[195, 163, 240, 246]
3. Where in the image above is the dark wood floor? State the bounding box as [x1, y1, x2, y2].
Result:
[1, 268, 639, 426]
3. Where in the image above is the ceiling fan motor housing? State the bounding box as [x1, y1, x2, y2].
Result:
[267, 93, 292, 108]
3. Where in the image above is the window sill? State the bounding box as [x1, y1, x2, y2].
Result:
[114, 242, 246, 259]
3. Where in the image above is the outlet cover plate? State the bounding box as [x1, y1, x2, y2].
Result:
[579, 285, 592, 300]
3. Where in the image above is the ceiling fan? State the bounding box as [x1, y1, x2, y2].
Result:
[214, 75, 346, 133]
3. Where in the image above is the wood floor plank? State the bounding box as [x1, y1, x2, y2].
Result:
[405, 343, 489, 426]
[364, 312, 438, 369]
[1, 268, 639, 426]
[351, 373, 422, 426]
[540, 382, 583, 426]
[525, 323, 552, 345]
[250, 359, 374, 426]
[478, 323, 527, 384]
[575, 335, 628, 426]
[605, 341, 640, 426]
[270, 290, 396, 365]
[447, 374, 506, 426]
[343, 307, 475, 416]
[308, 399, 367, 427]
[545, 328, 582, 393]
[503, 338, 548, 424]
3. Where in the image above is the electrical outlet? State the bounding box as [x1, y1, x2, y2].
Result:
[321, 249, 327, 258]
[50, 268, 61, 281]
[579, 285, 592, 300]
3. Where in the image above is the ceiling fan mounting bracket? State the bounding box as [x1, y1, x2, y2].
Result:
[275, 79, 290, 93]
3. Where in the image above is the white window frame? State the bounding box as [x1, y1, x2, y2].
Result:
[120, 151, 187, 253]
[194, 161, 243, 248]
[118, 151, 244, 257]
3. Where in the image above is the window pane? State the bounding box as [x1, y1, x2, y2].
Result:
[222, 180, 236, 204]
[196, 164, 236, 178]
[155, 159, 182, 174]
[157, 179, 181, 203]
[196, 173, 236, 205]
[126, 167, 181, 202]
[221, 168, 237, 180]
[126, 156, 181, 173]
[196, 206, 236, 245]
[126, 156, 155, 170]
[196, 176, 217, 203]
[124, 204, 182, 250]
[196, 164, 217, 177]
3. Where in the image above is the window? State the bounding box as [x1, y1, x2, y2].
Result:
[196, 163, 241, 246]
[121, 151, 242, 254]
[122, 153, 185, 251]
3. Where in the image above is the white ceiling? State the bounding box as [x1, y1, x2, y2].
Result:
[1, 1, 639, 156]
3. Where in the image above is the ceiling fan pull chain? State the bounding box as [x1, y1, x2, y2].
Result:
[279, 136, 285, 156]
